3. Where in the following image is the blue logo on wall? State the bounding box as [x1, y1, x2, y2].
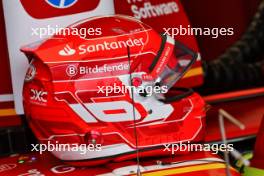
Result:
[46, 0, 78, 9]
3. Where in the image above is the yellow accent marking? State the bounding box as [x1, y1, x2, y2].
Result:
[0, 109, 17, 116]
[183, 67, 203, 78]
[140, 163, 232, 176]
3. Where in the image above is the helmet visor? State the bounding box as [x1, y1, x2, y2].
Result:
[145, 35, 198, 90]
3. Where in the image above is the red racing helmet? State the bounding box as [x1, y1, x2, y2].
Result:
[21, 15, 206, 166]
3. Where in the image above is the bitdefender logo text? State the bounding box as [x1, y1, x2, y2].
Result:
[66, 63, 129, 77]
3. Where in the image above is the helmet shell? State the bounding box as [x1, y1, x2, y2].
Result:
[22, 15, 206, 166]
